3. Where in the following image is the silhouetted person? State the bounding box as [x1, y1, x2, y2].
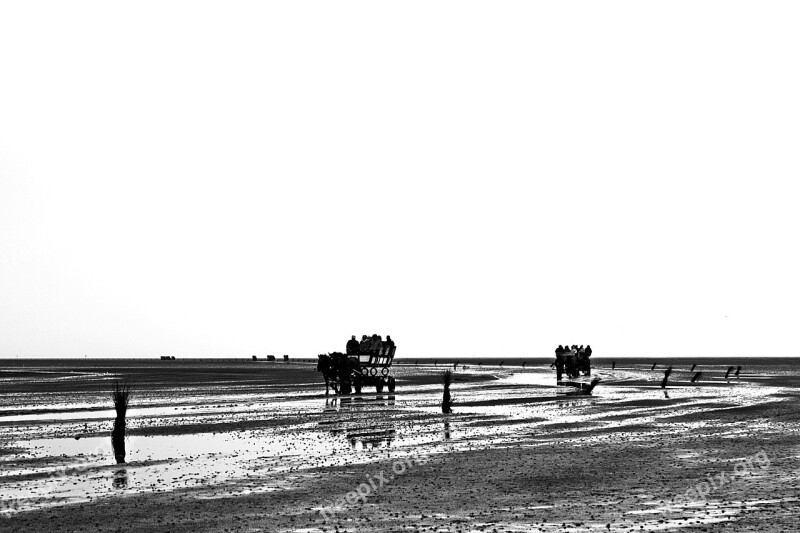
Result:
[579, 352, 591, 376]
[346, 335, 360, 355]
[383, 335, 395, 357]
[582, 345, 592, 375]
[359, 335, 370, 353]
[554, 352, 565, 381]
[370, 334, 382, 354]
[564, 354, 577, 378]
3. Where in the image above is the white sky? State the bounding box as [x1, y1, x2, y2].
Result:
[1, 2, 799, 359]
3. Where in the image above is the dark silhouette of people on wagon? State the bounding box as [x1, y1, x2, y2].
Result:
[346, 335, 360, 355]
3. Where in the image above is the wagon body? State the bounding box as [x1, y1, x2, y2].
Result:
[352, 343, 396, 377]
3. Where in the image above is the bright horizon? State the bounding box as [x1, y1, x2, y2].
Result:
[2, 2, 799, 360]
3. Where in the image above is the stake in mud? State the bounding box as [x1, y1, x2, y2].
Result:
[110, 379, 132, 464]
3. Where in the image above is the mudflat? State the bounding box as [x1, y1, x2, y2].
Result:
[1, 359, 799, 532]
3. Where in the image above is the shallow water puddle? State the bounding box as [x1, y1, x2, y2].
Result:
[1, 429, 346, 513]
[0, 391, 324, 423]
[1, 413, 467, 515]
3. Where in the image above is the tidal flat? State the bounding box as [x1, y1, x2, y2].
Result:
[1, 358, 799, 532]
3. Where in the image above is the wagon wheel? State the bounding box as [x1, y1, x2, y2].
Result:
[381, 367, 389, 377]
[369, 367, 377, 376]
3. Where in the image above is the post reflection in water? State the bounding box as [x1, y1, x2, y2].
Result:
[443, 420, 451, 441]
[113, 469, 128, 490]
[111, 427, 126, 464]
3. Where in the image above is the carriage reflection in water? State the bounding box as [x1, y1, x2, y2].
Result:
[316, 334, 397, 394]
[322, 394, 397, 450]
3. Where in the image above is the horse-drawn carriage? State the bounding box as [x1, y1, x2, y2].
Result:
[553, 344, 600, 396]
[316, 335, 397, 394]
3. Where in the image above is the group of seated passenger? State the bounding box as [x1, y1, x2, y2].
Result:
[555, 344, 592, 357]
[346, 334, 395, 356]
[553, 344, 592, 379]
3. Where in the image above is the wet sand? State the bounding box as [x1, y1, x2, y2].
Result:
[1, 359, 799, 532]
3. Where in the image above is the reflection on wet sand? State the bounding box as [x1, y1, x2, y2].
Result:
[113, 469, 128, 490]
[324, 395, 397, 451]
[348, 429, 395, 450]
[1, 359, 796, 526]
